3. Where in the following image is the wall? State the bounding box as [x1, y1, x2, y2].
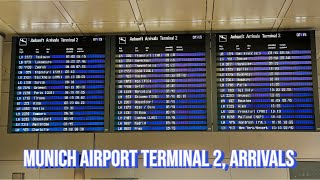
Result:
[1, 41, 320, 180]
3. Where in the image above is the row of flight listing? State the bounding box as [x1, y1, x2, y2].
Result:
[9, 31, 319, 132]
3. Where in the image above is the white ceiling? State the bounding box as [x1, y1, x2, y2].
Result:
[0, 0, 320, 52]
[0, 0, 319, 35]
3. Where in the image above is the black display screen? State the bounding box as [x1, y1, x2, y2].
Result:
[215, 31, 318, 131]
[9, 36, 107, 132]
[112, 34, 210, 131]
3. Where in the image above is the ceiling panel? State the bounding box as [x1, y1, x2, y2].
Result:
[212, 19, 276, 30]
[78, 22, 140, 33]
[144, 21, 206, 32]
[213, 0, 285, 20]
[0, 1, 67, 25]
[138, 0, 206, 22]
[280, 17, 320, 29]
[61, 0, 135, 23]
[285, 0, 320, 18]
[10, 23, 75, 34]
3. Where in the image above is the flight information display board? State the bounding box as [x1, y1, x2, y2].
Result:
[112, 34, 210, 131]
[215, 31, 318, 131]
[9, 36, 107, 133]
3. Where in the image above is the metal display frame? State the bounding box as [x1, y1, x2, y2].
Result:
[104, 36, 111, 132]
[109, 36, 116, 132]
[210, 34, 218, 132]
